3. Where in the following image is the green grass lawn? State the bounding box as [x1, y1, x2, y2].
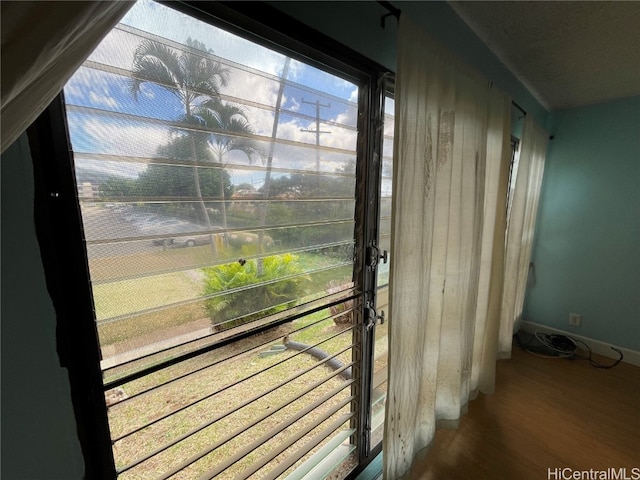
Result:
[94, 251, 352, 347]
[94, 271, 206, 346]
[93, 272, 202, 320]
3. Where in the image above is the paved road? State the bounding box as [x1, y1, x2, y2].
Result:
[81, 205, 188, 258]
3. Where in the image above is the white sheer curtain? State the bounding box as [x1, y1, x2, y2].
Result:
[384, 16, 512, 479]
[1, 0, 133, 153]
[499, 116, 549, 352]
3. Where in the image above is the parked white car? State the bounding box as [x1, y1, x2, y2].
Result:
[171, 226, 223, 247]
[142, 219, 199, 245]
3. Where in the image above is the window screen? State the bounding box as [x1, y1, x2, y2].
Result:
[62, 1, 369, 477]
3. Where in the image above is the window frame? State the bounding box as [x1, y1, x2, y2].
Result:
[28, 2, 392, 478]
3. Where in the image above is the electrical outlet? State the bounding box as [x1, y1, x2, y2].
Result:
[569, 313, 582, 327]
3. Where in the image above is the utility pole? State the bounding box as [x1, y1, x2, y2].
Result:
[300, 98, 331, 184]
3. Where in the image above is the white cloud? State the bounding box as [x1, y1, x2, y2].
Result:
[138, 83, 156, 101]
[65, 0, 361, 183]
[69, 116, 171, 159]
[289, 97, 301, 112]
[349, 87, 359, 103]
[89, 91, 118, 109]
[65, 68, 121, 108]
[120, 0, 287, 76]
[75, 158, 146, 180]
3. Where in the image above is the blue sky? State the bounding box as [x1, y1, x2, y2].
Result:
[64, 0, 360, 187]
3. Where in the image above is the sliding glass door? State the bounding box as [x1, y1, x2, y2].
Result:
[32, 1, 390, 478]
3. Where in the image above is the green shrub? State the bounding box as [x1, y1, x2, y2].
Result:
[202, 254, 309, 330]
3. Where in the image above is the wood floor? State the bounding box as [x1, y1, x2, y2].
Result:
[406, 344, 640, 480]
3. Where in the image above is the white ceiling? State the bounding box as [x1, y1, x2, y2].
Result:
[448, 1, 640, 110]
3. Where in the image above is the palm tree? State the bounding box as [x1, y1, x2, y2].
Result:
[255, 57, 290, 273]
[130, 38, 228, 117]
[198, 98, 263, 232]
[129, 37, 229, 239]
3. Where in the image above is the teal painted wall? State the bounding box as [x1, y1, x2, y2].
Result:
[524, 96, 640, 350]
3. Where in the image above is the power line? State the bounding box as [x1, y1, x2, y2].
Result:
[300, 98, 331, 178]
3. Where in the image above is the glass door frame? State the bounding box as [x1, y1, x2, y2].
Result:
[28, 1, 392, 477]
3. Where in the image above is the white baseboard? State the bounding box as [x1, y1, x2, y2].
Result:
[519, 321, 640, 367]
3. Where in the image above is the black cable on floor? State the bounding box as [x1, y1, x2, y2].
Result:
[514, 331, 624, 368]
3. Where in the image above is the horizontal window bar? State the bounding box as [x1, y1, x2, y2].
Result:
[116, 356, 353, 474]
[101, 286, 358, 376]
[96, 268, 352, 352]
[86, 219, 355, 248]
[212, 290, 357, 333]
[280, 427, 355, 480]
[73, 151, 356, 181]
[101, 290, 355, 376]
[99, 280, 356, 376]
[160, 381, 354, 479]
[256, 412, 355, 480]
[110, 322, 353, 419]
[88, 238, 353, 285]
[112, 352, 353, 462]
[67, 104, 356, 157]
[85, 217, 355, 247]
[82, 59, 358, 133]
[371, 403, 386, 437]
[95, 258, 353, 324]
[109, 331, 354, 442]
[97, 24, 357, 113]
[372, 367, 387, 390]
[79, 195, 357, 204]
[372, 387, 387, 410]
[103, 299, 357, 390]
[195, 390, 355, 480]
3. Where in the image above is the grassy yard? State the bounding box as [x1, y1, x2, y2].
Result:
[110, 313, 356, 479]
[94, 250, 351, 348]
[94, 271, 207, 346]
[94, 250, 372, 478]
[93, 272, 203, 320]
